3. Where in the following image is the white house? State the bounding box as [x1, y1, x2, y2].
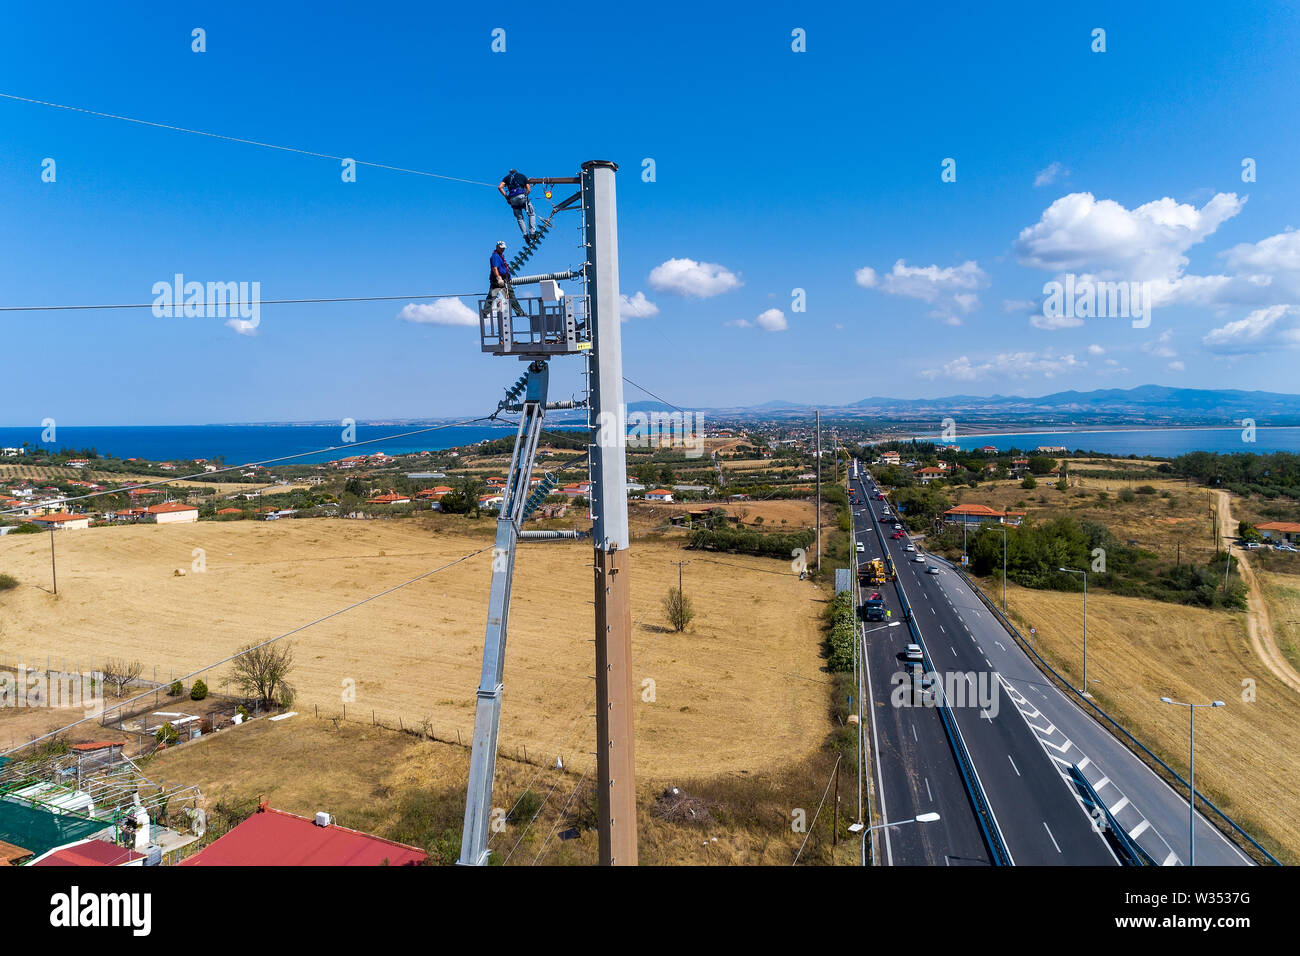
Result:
[29, 512, 92, 531]
[147, 502, 199, 524]
[644, 489, 674, 502]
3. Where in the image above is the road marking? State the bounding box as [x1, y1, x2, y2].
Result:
[1109, 796, 1130, 814]
[939, 625, 946, 633]
[1028, 721, 1057, 735]
[980, 709, 993, 722]
[1076, 756, 1092, 771]
[1094, 776, 1111, 791]
[1007, 755, 1021, 776]
[1129, 819, 1150, 838]
[995, 640, 1006, 651]
[949, 647, 956, 657]
[911, 724, 917, 741]
[930, 606, 935, 615]
[925, 777, 933, 802]
[983, 658, 992, 667]
[1162, 851, 1179, 866]
[1043, 822, 1062, 853]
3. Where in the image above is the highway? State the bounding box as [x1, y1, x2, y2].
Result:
[854, 466, 1252, 866]
[853, 468, 1116, 865]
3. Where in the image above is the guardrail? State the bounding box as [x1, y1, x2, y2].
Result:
[859, 472, 1012, 865]
[944, 559, 1281, 866]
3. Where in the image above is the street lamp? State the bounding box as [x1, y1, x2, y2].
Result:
[1001, 523, 1007, 612]
[1059, 567, 1088, 695]
[1159, 697, 1225, 867]
[849, 811, 940, 835]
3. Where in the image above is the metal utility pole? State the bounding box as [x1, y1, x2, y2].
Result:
[1160, 697, 1224, 866]
[49, 527, 57, 595]
[584, 160, 637, 866]
[1001, 524, 1007, 611]
[670, 559, 689, 595]
[815, 410, 822, 572]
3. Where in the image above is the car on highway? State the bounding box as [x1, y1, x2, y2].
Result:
[904, 643, 923, 661]
[926, 565, 940, 575]
[891, 530, 905, 539]
[913, 555, 925, 563]
[892, 523, 901, 530]
[856, 541, 865, 553]
[904, 544, 916, 552]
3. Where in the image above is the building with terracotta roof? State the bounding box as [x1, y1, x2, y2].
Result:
[915, 466, 946, 484]
[179, 804, 427, 866]
[147, 502, 199, 524]
[29, 512, 91, 531]
[644, 488, 674, 502]
[366, 492, 411, 505]
[1256, 521, 1300, 544]
[942, 503, 1008, 527]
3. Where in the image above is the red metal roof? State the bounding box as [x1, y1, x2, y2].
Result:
[32, 839, 143, 867]
[179, 805, 427, 867]
[69, 741, 123, 752]
[147, 502, 198, 514]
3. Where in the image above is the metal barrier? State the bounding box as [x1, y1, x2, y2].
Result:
[944, 559, 1281, 866]
[479, 293, 590, 356]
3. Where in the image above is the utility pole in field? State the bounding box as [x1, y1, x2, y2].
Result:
[49, 527, 57, 595]
[585, 160, 638, 866]
[815, 410, 822, 572]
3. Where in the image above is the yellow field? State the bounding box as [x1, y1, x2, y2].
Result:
[0, 517, 830, 779]
[982, 578, 1300, 860]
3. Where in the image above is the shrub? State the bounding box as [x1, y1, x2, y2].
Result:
[168, 680, 183, 696]
[236, 705, 250, 721]
[1135, 484, 1157, 495]
[1118, 488, 1136, 502]
[823, 590, 857, 673]
[0, 573, 17, 591]
[1020, 475, 1037, 490]
[10, 523, 43, 535]
[190, 679, 208, 701]
[155, 722, 179, 745]
[508, 789, 544, 823]
[663, 587, 696, 632]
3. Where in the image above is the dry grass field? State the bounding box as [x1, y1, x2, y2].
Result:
[0, 516, 831, 781]
[976, 574, 1300, 861]
[143, 712, 846, 865]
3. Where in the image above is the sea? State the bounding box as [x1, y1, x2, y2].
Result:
[911, 426, 1300, 457]
[3, 423, 1300, 467]
[0, 423, 578, 467]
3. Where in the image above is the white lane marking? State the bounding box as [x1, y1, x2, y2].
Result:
[1028, 721, 1057, 735]
[949, 646, 956, 657]
[911, 724, 917, 742]
[1076, 756, 1092, 771]
[930, 606, 935, 615]
[1094, 776, 1111, 791]
[983, 658, 992, 668]
[939, 625, 946, 633]
[925, 777, 933, 802]
[1109, 796, 1130, 814]
[1162, 851, 1179, 866]
[1129, 819, 1150, 838]
[1043, 822, 1062, 853]
[995, 640, 1006, 651]
[980, 709, 993, 722]
[1007, 755, 1021, 776]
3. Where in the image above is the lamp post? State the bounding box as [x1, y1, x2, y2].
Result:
[1001, 523, 1007, 612]
[1059, 567, 1087, 695]
[1159, 697, 1225, 866]
[850, 811, 941, 835]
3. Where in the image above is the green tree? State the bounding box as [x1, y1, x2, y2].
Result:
[663, 587, 695, 632]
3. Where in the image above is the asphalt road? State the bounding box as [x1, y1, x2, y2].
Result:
[853, 469, 1116, 865]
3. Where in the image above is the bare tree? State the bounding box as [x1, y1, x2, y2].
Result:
[102, 658, 143, 697]
[229, 641, 295, 707]
[662, 587, 696, 633]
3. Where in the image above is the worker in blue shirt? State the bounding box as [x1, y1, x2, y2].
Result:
[484, 240, 524, 319]
[498, 169, 538, 242]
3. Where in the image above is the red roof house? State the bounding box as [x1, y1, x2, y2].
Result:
[180, 804, 427, 867]
[31, 839, 144, 867]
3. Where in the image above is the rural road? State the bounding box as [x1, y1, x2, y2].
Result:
[1215, 490, 1300, 694]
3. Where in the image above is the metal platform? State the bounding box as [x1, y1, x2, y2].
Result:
[479, 292, 590, 356]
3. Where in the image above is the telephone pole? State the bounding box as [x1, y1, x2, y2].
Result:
[49, 527, 57, 595]
[815, 409, 822, 572]
[584, 160, 637, 866]
[670, 559, 689, 594]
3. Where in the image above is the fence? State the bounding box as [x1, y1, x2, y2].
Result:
[944, 559, 1281, 865]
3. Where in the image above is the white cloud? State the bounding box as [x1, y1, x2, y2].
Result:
[1203, 304, 1300, 354]
[1087, 344, 1106, 355]
[1224, 229, 1300, 273]
[397, 298, 478, 326]
[1034, 162, 1068, 187]
[858, 258, 988, 320]
[1002, 298, 1038, 314]
[618, 291, 659, 320]
[1013, 191, 1245, 282]
[648, 258, 741, 297]
[1141, 328, 1178, 359]
[1167, 360, 1186, 372]
[226, 317, 259, 336]
[1030, 312, 1084, 330]
[921, 350, 1083, 381]
[728, 308, 787, 332]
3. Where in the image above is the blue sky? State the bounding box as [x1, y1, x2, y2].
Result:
[2, 1, 1300, 425]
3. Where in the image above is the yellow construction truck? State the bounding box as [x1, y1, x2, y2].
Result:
[858, 557, 887, 587]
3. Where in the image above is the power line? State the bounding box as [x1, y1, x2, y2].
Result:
[0, 292, 485, 313]
[0, 544, 493, 758]
[0, 414, 500, 517]
[623, 376, 689, 414]
[0, 92, 496, 186]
